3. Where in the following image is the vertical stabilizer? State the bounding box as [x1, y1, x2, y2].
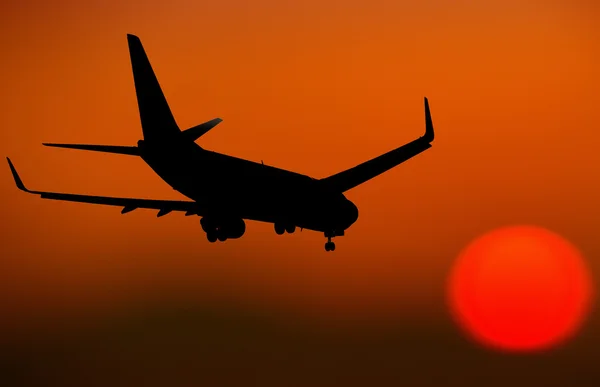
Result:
[127, 34, 180, 141]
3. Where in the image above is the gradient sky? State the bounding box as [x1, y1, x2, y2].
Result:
[1, 0, 599, 366]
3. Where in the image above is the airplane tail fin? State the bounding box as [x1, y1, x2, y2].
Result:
[127, 34, 180, 142]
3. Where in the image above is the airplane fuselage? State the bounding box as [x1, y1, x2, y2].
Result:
[138, 137, 359, 235]
[8, 34, 434, 252]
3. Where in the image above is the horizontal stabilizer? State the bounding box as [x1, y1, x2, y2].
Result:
[43, 143, 140, 156]
[181, 118, 223, 142]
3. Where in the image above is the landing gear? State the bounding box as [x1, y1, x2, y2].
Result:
[206, 228, 228, 242]
[217, 229, 228, 242]
[206, 230, 218, 243]
[275, 222, 296, 235]
[274, 223, 285, 235]
[203, 217, 227, 242]
[324, 234, 336, 252]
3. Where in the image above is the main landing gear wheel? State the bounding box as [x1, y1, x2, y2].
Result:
[202, 218, 230, 243]
[274, 223, 286, 235]
[325, 241, 336, 251]
[206, 231, 218, 243]
[275, 222, 296, 235]
[217, 229, 228, 242]
[206, 229, 228, 242]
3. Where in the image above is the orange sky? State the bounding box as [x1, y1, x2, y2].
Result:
[1, 0, 599, 336]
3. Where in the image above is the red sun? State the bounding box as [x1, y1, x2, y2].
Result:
[448, 225, 593, 352]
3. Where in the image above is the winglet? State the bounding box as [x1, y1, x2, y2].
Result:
[422, 97, 434, 143]
[6, 157, 32, 193]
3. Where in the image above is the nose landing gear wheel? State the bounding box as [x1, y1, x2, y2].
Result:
[324, 241, 336, 251]
[324, 232, 336, 252]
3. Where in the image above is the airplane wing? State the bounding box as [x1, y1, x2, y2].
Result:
[319, 97, 435, 193]
[6, 158, 200, 217]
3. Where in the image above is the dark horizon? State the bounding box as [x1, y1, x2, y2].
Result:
[2, 294, 600, 386]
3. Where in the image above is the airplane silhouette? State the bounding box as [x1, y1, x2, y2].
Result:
[6, 34, 435, 252]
